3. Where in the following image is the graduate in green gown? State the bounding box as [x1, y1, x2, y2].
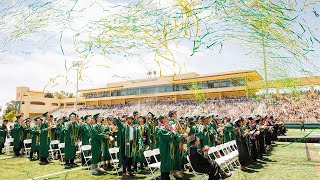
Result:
[39, 112, 55, 165]
[136, 116, 150, 172]
[64, 112, 80, 168]
[29, 118, 41, 160]
[80, 115, 92, 166]
[23, 118, 32, 140]
[91, 113, 108, 175]
[223, 118, 233, 143]
[199, 116, 216, 148]
[157, 115, 185, 180]
[133, 111, 140, 125]
[168, 110, 185, 178]
[0, 120, 9, 154]
[11, 115, 24, 157]
[102, 116, 113, 170]
[146, 112, 157, 149]
[115, 115, 143, 178]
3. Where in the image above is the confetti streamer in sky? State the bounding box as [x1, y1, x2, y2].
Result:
[0, 0, 320, 91]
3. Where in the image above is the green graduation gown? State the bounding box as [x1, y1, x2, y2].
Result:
[102, 124, 112, 161]
[39, 120, 50, 158]
[64, 122, 80, 161]
[157, 125, 176, 173]
[55, 123, 65, 143]
[147, 120, 157, 149]
[115, 118, 143, 163]
[23, 125, 31, 140]
[136, 124, 150, 163]
[223, 123, 232, 143]
[11, 121, 23, 150]
[30, 125, 41, 153]
[91, 122, 105, 164]
[80, 123, 92, 146]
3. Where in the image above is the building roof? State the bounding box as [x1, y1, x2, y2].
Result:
[80, 70, 261, 93]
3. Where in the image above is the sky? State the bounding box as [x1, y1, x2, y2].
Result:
[0, 0, 319, 116]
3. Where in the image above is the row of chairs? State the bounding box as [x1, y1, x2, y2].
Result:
[187, 140, 239, 180]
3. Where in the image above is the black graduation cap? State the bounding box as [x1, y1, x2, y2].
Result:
[187, 134, 196, 144]
[147, 112, 155, 118]
[3, 120, 8, 123]
[16, 115, 22, 119]
[168, 110, 177, 117]
[93, 113, 100, 119]
[248, 117, 253, 120]
[188, 117, 196, 123]
[25, 118, 31, 122]
[69, 112, 77, 117]
[50, 115, 54, 118]
[42, 112, 49, 117]
[133, 111, 139, 116]
[158, 115, 168, 122]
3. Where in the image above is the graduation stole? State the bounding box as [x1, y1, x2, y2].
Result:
[104, 125, 111, 146]
[17, 122, 23, 141]
[71, 122, 78, 144]
[124, 125, 137, 157]
[35, 125, 40, 145]
[160, 123, 175, 159]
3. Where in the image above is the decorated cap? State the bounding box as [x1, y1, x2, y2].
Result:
[42, 112, 49, 117]
[25, 118, 31, 122]
[84, 115, 91, 120]
[187, 134, 196, 144]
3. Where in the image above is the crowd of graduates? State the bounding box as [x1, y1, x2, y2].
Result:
[0, 109, 287, 180]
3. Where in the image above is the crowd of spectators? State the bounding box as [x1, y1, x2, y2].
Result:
[60, 91, 320, 123]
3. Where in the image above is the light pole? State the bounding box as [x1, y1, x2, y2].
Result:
[72, 61, 83, 111]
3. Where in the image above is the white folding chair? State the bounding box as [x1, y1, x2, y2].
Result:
[58, 143, 65, 164]
[5, 138, 14, 155]
[186, 155, 208, 180]
[49, 140, 60, 160]
[23, 139, 32, 157]
[76, 141, 82, 160]
[109, 147, 121, 175]
[221, 143, 238, 169]
[144, 150, 161, 179]
[152, 148, 160, 163]
[80, 145, 92, 170]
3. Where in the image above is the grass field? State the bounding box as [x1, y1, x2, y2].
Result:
[285, 128, 320, 136]
[0, 135, 319, 179]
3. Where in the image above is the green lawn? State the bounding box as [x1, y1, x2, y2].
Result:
[285, 128, 320, 136]
[0, 142, 319, 179]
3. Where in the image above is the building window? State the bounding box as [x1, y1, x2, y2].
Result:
[30, 101, 45, 105]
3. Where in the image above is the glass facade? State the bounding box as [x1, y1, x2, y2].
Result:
[83, 78, 246, 99]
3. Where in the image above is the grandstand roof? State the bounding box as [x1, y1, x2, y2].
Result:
[80, 70, 261, 93]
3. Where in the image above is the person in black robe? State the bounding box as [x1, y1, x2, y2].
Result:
[0, 120, 9, 154]
[234, 118, 253, 170]
[187, 134, 231, 180]
[248, 118, 259, 162]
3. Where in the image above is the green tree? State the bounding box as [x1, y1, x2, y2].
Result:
[44, 92, 54, 98]
[5, 111, 15, 121]
[2, 101, 15, 120]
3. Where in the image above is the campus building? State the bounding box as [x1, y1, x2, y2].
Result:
[16, 70, 320, 118]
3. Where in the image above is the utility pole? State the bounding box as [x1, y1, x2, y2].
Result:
[72, 61, 83, 111]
